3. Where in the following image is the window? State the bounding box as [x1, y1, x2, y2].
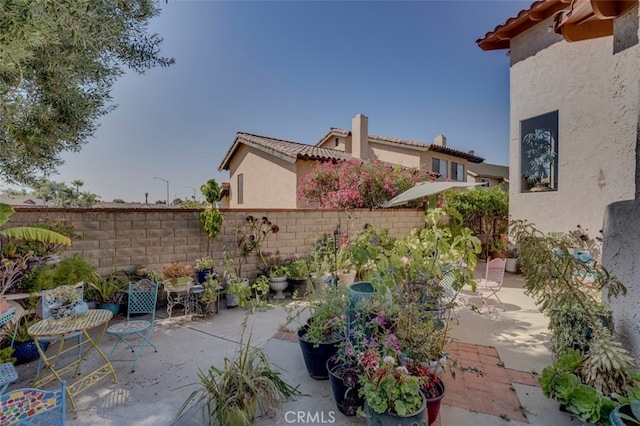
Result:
[520, 111, 558, 192]
[237, 174, 243, 205]
[451, 162, 465, 181]
[481, 178, 490, 188]
[335, 138, 339, 147]
[432, 158, 448, 179]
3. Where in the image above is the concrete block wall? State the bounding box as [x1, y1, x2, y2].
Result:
[4, 207, 426, 278]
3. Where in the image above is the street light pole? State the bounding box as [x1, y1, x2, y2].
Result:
[185, 186, 197, 201]
[153, 177, 170, 205]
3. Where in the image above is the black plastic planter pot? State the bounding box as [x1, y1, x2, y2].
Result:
[327, 358, 364, 416]
[297, 325, 339, 380]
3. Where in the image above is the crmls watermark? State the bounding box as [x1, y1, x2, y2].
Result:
[284, 410, 336, 424]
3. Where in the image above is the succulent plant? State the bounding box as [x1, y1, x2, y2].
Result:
[581, 328, 635, 396]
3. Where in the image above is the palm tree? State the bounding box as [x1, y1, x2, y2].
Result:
[72, 179, 84, 206]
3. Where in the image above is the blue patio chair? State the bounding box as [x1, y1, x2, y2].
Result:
[37, 284, 85, 376]
[0, 381, 66, 425]
[106, 279, 159, 372]
[0, 307, 19, 395]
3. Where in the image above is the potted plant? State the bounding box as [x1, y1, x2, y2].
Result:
[610, 399, 640, 425]
[504, 246, 519, 273]
[194, 256, 216, 284]
[199, 274, 220, 315]
[42, 284, 84, 320]
[226, 276, 250, 309]
[406, 360, 446, 425]
[251, 275, 270, 307]
[86, 273, 127, 316]
[285, 256, 310, 297]
[6, 315, 49, 364]
[297, 286, 346, 379]
[175, 325, 300, 425]
[161, 262, 193, 287]
[359, 351, 428, 424]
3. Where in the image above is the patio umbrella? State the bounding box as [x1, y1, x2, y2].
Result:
[382, 181, 484, 208]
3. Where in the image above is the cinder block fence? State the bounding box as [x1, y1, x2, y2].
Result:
[5, 207, 426, 278]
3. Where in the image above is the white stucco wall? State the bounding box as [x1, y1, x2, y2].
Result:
[601, 5, 640, 361]
[509, 17, 635, 235]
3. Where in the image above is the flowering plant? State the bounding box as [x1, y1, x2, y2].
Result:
[232, 216, 279, 277]
[359, 351, 424, 416]
[298, 158, 437, 209]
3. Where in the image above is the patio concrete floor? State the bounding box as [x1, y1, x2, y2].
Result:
[8, 262, 584, 425]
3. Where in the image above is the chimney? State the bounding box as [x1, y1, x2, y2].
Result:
[434, 134, 447, 147]
[352, 114, 369, 159]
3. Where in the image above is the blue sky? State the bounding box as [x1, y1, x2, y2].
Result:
[31, 1, 528, 203]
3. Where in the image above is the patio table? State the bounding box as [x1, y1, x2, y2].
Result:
[28, 309, 118, 411]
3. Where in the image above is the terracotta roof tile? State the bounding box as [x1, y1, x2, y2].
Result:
[477, 0, 569, 51]
[218, 132, 350, 171]
[321, 128, 485, 163]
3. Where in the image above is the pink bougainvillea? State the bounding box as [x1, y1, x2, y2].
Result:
[298, 159, 437, 209]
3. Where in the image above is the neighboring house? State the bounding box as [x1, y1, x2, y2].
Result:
[478, 0, 640, 358]
[218, 114, 485, 208]
[0, 195, 47, 207]
[466, 162, 509, 189]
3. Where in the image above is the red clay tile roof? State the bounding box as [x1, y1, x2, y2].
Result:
[317, 128, 485, 163]
[218, 132, 350, 171]
[476, 0, 569, 51]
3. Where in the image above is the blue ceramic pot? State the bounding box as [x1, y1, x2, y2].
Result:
[14, 340, 49, 365]
[97, 303, 120, 316]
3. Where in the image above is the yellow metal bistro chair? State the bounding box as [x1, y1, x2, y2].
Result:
[106, 280, 158, 372]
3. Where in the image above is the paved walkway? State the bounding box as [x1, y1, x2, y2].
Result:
[6, 263, 581, 425]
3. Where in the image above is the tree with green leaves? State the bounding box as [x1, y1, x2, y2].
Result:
[0, 0, 174, 185]
[30, 179, 99, 207]
[71, 180, 84, 206]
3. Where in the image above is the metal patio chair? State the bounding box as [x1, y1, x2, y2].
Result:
[0, 307, 19, 395]
[0, 381, 66, 425]
[106, 279, 158, 372]
[440, 273, 462, 324]
[38, 284, 85, 376]
[477, 258, 507, 311]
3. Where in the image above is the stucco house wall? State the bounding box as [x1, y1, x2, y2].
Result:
[601, 4, 640, 361]
[227, 145, 298, 209]
[509, 16, 635, 235]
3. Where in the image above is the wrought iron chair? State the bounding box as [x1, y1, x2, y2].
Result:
[477, 258, 507, 311]
[0, 307, 19, 395]
[440, 273, 462, 324]
[0, 381, 66, 425]
[38, 283, 85, 376]
[106, 279, 158, 372]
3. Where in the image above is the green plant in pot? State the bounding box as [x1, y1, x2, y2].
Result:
[6, 314, 48, 364]
[175, 319, 300, 425]
[296, 286, 347, 379]
[285, 256, 310, 297]
[86, 273, 127, 315]
[195, 256, 216, 284]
